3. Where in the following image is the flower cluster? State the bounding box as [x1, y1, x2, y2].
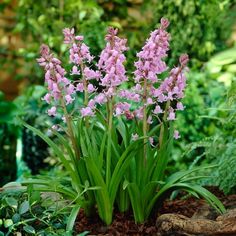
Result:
[38, 18, 189, 139]
[134, 18, 170, 83]
[62, 28, 100, 117]
[118, 18, 171, 122]
[155, 54, 189, 121]
[98, 27, 128, 88]
[37, 44, 75, 118]
[92, 27, 129, 117]
[118, 19, 188, 127]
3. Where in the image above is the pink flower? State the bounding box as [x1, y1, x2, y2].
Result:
[94, 93, 107, 105]
[131, 133, 139, 141]
[42, 93, 51, 104]
[71, 65, 80, 75]
[81, 107, 94, 117]
[105, 87, 115, 97]
[160, 17, 170, 29]
[146, 97, 154, 105]
[76, 83, 84, 92]
[157, 55, 188, 103]
[114, 102, 131, 116]
[47, 106, 57, 116]
[63, 28, 94, 66]
[75, 35, 84, 41]
[147, 116, 153, 124]
[37, 44, 76, 112]
[174, 130, 181, 139]
[176, 102, 184, 110]
[179, 54, 189, 66]
[65, 95, 74, 105]
[63, 28, 75, 44]
[167, 109, 176, 120]
[115, 107, 122, 116]
[149, 137, 155, 147]
[153, 105, 163, 114]
[87, 84, 95, 93]
[88, 99, 96, 108]
[67, 84, 75, 95]
[134, 107, 144, 120]
[84, 67, 100, 80]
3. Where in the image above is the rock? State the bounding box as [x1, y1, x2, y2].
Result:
[216, 208, 236, 221]
[191, 204, 218, 220]
[156, 214, 220, 235]
[156, 208, 236, 235]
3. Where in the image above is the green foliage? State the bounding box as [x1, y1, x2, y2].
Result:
[2, 0, 108, 82]
[0, 93, 20, 186]
[0, 181, 75, 235]
[216, 140, 236, 194]
[202, 82, 236, 194]
[171, 46, 236, 171]
[170, 70, 226, 171]
[179, 47, 236, 194]
[207, 46, 236, 86]
[15, 85, 53, 174]
[154, 0, 235, 66]
[23, 113, 225, 225]
[2, 0, 234, 84]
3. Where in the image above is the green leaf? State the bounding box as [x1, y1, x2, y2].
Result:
[23, 225, 36, 234]
[4, 219, 13, 228]
[30, 190, 41, 206]
[126, 182, 144, 223]
[109, 138, 144, 205]
[19, 200, 30, 215]
[77, 231, 90, 236]
[66, 204, 80, 231]
[85, 157, 112, 225]
[5, 197, 18, 209]
[22, 121, 81, 188]
[12, 213, 21, 223]
[173, 183, 226, 213]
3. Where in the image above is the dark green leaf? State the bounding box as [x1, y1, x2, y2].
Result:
[19, 200, 30, 215]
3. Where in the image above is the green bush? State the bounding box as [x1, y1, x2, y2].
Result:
[177, 47, 236, 193]
[0, 182, 74, 235]
[0, 92, 20, 186]
[155, 0, 235, 66]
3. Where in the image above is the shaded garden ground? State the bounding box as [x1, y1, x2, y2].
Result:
[75, 187, 236, 235]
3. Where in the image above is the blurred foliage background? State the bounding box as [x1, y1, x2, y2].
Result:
[0, 0, 236, 193]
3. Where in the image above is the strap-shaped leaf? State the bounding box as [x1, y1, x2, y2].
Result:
[109, 138, 144, 205]
[126, 181, 144, 223]
[85, 157, 112, 225]
[22, 122, 80, 186]
[66, 204, 80, 231]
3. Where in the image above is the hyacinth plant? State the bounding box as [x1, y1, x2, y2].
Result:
[23, 18, 225, 226]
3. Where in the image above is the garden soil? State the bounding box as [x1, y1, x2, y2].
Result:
[75, 187, 236, 236]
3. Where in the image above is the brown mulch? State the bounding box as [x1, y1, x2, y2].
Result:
[74, 187, 236, 236]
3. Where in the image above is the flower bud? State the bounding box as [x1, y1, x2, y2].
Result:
[160, 18, 169, 29]
[179, 54, 189, 66]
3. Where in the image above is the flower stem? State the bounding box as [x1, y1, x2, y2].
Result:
[61, 97, 80, 159]
[81, 63, 89, 128]
[106, 97, 113, 185]
[159, 100, 170, 148]
[142, 78, 148, 166]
